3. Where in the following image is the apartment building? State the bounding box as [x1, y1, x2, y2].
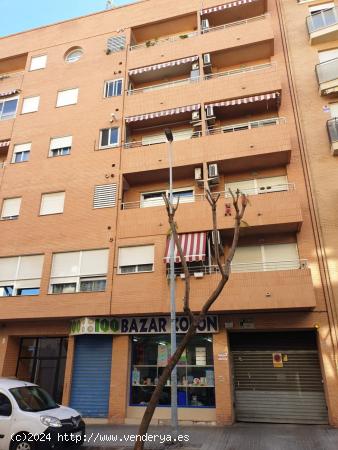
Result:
[0, 0, 337, 426]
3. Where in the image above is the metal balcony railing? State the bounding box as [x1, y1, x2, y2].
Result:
[327, 117, 338, 143]
[124, 130, 202, 149]
[0, 70, 24, 82]
[307, 7, 338, 34]
[201, 14, 268, 34]
[207, 117, 286, 135]
[129, 31, 198, 51]
[167, 259, 308, 276]
[128, 76, 199, 95]
[315, 58, 338, 85]
[204, 62, 276, 81]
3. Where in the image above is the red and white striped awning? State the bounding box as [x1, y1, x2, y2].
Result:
[164, 232, 207, 263]
[0, 89, 20, 98]
[201, 0, 258, 15]
[0, 140, 10, 148]
[205, 92, 280, 109]
[129, 56, 199, 76]
[126, 104, 200, 123]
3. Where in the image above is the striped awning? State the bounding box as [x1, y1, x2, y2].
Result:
[201, 0, 258, 15]
[0, 140, 10, 148]
[0, 89, 20, 98]
[129, 56, 199, 76]
[205, 92, 280, 109]
[164, 232, 207, 263]
[126, 104, 201, 123]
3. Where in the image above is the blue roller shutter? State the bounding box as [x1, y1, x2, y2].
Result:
[70, 335, 112, 417]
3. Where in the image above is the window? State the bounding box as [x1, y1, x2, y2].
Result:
[65, 48, 83, 63]
[1, 197, 21, 220]
[104, 79, 123, 97]
[225, 176, 288, 196]
[141, 188, 194, 208]
[99, 127, 119, 149]
[319, 47, 338, 62]
[131, 334, 215, 407]
[40, 192, 65, 216]
[56, 88, 78, 107]
[0, 254, 44, 297]
[142, 129, 194, 146]
[21, 96, 40, 114]
[0, 393, 12, 417]
[49, 136, 72, 157]
[93, 184, 117, 208]
[49, 249, 109, 294]
[29, 55, 47, 71]
[12, 143, 31, 163]
[232, 243, 300, 272]
[309, 2, 334, 14]
[118, 245, 154, 274]
[0, 97, 18, 120]
[107, 35, 126, 54]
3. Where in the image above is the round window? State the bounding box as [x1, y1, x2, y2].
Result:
[65, 48, 83, 63]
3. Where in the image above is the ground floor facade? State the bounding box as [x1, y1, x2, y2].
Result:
[0, 312, 337, 427]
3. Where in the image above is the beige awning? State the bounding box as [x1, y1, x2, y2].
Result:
[201, 0, 259, 15]
[129, 56, 199, 76]
[126, 104, 200, 123]
[205, 92, 280, 108]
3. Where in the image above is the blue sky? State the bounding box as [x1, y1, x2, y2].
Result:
[0, 0, 134, 38]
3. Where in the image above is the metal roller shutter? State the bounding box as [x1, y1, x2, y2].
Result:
[70, 335, 112, 418]
[231, 332, 328, 424]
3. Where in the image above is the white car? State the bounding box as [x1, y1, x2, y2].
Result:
[0, 378, 85, 450]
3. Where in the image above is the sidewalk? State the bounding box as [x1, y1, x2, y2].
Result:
[83, 423, 338, 450]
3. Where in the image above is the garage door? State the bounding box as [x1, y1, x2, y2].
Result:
[70, 335, 112, 418]
[230, 331, 328, 424]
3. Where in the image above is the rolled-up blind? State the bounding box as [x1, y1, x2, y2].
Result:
[1, 197, 21, 218]
[119, 245, 154, 267]
[0, 257, 18, 281]
[17, 255, 44, 279]
[13, 143, 31, 154]
[40, 192, 65, 215]
[50, 136, 72, 150]
[56, 88, 78, 107]
[80, 249, 109, 276]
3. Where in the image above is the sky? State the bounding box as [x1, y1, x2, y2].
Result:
[0, 0, 135, 38]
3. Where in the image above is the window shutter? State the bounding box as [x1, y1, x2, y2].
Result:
[30, 55, 47, 71]
[17, 255, 44, 279]
[21, 96, 40, 113]
[40, 192, 65, 215]
[13, 143, 31, 154]
[119, 245, 154, 267]
[94, 184, 117, 208]
[80, 249, 109, 276]
[330, 102, 338, 118]
[142, 133, 167, 146]
[0, 257, 18, 281]
[319, 48, 338, 63]
[232, 246, 262, 265]
[1, 197, 21, 218]
[50, 136, 72, 150]
[107, 35, 126, 53]
[226, 179, 256, 195]
[51, 252, 80, 277]
[56, 88, 78, 107]
[264, 243, 299, 262]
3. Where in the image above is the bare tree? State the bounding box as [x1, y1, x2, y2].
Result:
[134, 189, 248, 450]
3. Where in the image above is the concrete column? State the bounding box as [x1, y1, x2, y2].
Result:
[109, 335, 130, 423]
[213, 331, 234, 425]
[62, 336, 75, 405]
[1, 335, 20, 377]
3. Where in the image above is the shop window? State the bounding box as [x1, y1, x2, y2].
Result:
[0, 97, 19, 120]
[130, 334, 215, 407]
[49, 136, 72, 157]
[104, 79, 123, 97]
[118, 245, 154, 274]
[49, 249, 109, 294]
[0, 254, 44, 296]
[12, 143, 31, 163]
[99, 127, 120, 149]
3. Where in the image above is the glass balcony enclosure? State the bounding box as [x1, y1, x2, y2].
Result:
[307, 6, 338, 34]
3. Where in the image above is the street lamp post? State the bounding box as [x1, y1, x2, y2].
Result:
[165, 128, 178, 440]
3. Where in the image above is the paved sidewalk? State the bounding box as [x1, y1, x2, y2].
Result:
[83, 423, 338, 450]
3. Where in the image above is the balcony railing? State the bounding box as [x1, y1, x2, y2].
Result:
[327, 117, 338, 143]
[315, 58, 338, 85]
[121, 184, 295, 210]
[129, 31, 199, 51]
[204, 62, 276, 81]
[201, 14, 268, 34]
[207, 117, 286, 135]
[168, 259, 308, 276]
[0, 70, 25, 82]
[128, 76, 199, 95]
[124, 130, 202, 149]
[307, 7, 338, 34]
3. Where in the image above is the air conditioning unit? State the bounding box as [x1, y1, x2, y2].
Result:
[203, 53, 211, 65]
[192, 111, 200, 121]
[201, 19, 210, 30]
[192, 63, 199, 70]
[208, 163, 218, 178]
[195, 167, 202, 181]
[194, 272, 204, 279]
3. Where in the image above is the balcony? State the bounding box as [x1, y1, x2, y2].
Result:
[307, 7, 338, 44]
[327, 118, 338, 155]
[315, 58, 338, 96]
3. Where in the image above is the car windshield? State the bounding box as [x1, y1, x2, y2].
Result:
[9, 386, 59, 412]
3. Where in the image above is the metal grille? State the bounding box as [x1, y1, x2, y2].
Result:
[107, 35, 126, 53]
[232, 350, 328, 424]
[93, 184, 117, 208]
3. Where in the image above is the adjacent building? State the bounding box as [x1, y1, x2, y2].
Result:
[0, 0, 338, 426]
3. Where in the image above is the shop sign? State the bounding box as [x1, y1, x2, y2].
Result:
[70, 315, 219, 336]
[239, 318, 255, 329]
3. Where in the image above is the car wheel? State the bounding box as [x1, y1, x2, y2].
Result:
[10, 433, 36, 450]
